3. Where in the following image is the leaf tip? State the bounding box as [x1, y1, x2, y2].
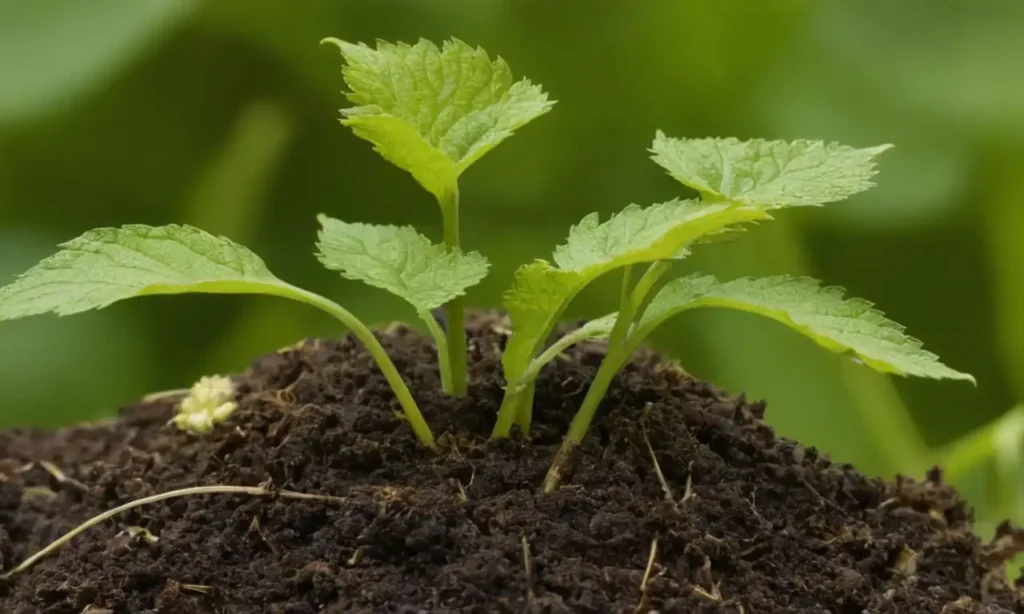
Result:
[320, 37, 346, 52]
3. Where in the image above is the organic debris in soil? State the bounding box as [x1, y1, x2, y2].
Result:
[0, 312, 1021, 613]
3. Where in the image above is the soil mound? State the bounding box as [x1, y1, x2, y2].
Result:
[0, 313, 1021, 613]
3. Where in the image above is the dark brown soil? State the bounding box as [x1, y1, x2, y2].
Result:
[0, 312, 1021, 613]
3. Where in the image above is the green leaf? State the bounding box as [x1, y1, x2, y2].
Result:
[501, 261, 584, 381]
[553, 199, 770, 271]
[323, 37, 555, 202]
[634, 274, 975, 383]
[315, 214, 490, 312]
[0, 224, 298, 320]
[650, 131, 893, 208]
[502, 201, 768, 382]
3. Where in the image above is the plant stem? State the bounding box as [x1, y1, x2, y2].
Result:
[628, 261, 673, 314]
[513, 380, 536, 435]
[543, 346, 630, 492]
[1, 484, 346, 579]
[544, 266, 634, 492]
[543, 262, 674, 492]
[492, 383, 533, 438]
[419, 309, 453, 394]
[440, 186, 468, 397]
[285, 286, 436, 449]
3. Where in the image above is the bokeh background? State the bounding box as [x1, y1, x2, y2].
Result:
[1, 0, 1021, 546]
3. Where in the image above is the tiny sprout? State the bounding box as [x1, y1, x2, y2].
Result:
[170, 375, 238, 434]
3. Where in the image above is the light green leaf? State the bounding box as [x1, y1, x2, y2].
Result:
[650, 131, 893, 208]
[501, 261, 584, 381]
[0, 225, 298, 320]
[502, 200, 768, 382]
[634, 274, 975, 383]
[553, 199, 770, 271]
[323, 37, 555, 202]
[315, 214, 489, 312]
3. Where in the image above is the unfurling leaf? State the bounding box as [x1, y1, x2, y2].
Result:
[0, 224, 296, 320]
[323, 37, 554, 203]
[633, 274, 975, 383]
[650, 132, 893, 208]
[315, 214, 490, 312]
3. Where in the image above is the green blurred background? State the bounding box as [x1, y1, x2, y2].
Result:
[0, 0, 1021, 540]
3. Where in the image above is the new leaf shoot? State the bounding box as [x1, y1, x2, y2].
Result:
[323, 37, 554, 203]
[323, 36, 555, 398]
[0, 224, 435, 448]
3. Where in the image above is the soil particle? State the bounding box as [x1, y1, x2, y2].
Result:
[0, 312, 1021, 613]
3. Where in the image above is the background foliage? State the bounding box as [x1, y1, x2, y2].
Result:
[0, 0, 1021, 549]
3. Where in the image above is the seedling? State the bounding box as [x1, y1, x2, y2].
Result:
[0, 221, 486, 450]
[0, 38, 988, 594]
[321, 37, 554, 396]
[479, 133, 975, 491]
[0, 37, 974, 497]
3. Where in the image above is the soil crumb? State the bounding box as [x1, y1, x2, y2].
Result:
[0, 312, 1021, 613]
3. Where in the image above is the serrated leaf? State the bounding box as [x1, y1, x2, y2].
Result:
[324, 37, 555, 202]
[0, 224, 294, 320]
[633, 274, 974, 383]
[553, 199, 770, 271]
[502, 201, 768, 383]
[315, 214, 489, 312]
[650, 131, 893, 208]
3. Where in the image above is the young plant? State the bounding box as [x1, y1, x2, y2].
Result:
[481, 132, 975, 491]
[321, 37, 555, 396]
[0, 222, 486, 450]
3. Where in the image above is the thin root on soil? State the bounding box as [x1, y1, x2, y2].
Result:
[641, 404, 675, 506]
[521, 534, 536, 612]
[1, 483, 345, 579]
[633, 537, 660, 614]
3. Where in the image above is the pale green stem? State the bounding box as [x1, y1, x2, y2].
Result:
[545, 265, 650, 491]
[519, 329, 599, 389]
[492, 387, 524, 438]
[1, 485, 346, 579]
[543, 262, 674, 492]
[628, 261, 673, 314]
[285, 285, 435, 449]
[440, 186, 468, 397]
[419, 309, 453, 394]
[513, 380, 536, 434]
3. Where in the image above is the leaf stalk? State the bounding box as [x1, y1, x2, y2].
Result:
[440, 185, 468, 397]
[286, 285, 436, 449]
